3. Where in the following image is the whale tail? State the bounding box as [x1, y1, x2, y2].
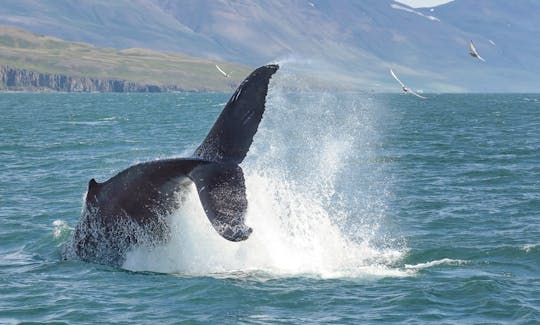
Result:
[188, 162, 251, 241]
[191, 64, 278, 240]
[195, 64, 279, 164]
[73, 65, 279, 266]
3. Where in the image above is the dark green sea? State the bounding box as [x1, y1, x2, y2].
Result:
[1, 86, 539, 323]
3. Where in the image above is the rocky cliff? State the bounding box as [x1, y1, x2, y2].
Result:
[0, 65, 184, 92]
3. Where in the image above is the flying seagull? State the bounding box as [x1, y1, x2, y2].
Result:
[390, 69, 427, 99]
[469, 40, 486, 62]
[215, 64, 231, 78]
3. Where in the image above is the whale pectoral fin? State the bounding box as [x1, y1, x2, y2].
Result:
[189, 162, 252, 241]
[194, 64, 279, 164]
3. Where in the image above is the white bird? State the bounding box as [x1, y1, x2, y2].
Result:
[215, 64, 231, 78]
[469, 40, 486, 62]
[389, 69, 427, 99]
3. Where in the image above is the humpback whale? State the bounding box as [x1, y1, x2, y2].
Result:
[70, 64, 279, 266]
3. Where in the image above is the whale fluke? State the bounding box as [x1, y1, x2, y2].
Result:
[195, 64, 279, 164]
[189, 162, 251, 241]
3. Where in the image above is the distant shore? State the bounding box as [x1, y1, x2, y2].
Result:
[0, 65, 202, 93]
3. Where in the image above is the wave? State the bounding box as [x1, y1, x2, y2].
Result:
[521, 243, 539, 253]
[405, 258, 469, 270]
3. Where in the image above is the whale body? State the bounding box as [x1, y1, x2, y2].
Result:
[69, 65, 279, 266]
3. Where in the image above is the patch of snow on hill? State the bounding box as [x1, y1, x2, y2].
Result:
[391, 4, 440, 22]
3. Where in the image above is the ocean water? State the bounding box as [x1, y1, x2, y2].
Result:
[1, 81, 539, 323]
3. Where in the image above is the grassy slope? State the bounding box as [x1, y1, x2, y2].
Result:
[0, 25, 252, 91]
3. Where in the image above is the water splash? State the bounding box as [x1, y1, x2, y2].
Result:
[53, 219, 72, 240]
[123, 64, 406, 278]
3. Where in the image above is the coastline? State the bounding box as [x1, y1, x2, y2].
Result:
[0, 65, 204, 93]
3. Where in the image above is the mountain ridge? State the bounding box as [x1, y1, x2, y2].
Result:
[0, 25, 251, 92]
[0, 0, 538, 92]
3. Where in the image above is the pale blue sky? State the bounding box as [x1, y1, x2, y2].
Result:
[395, 0, 454, 8]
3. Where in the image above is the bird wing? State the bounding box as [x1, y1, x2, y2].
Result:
[470, 41, 486, 61]
[469, 41, 479, 55]
[390, 69, 406, 88]
[215, 65, 229, 77]
[409, 90, 427, 99]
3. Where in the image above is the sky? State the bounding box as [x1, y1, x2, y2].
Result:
[395, 0, 454, 8]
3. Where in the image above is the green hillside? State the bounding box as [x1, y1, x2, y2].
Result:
[0, 25, 252, 91]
